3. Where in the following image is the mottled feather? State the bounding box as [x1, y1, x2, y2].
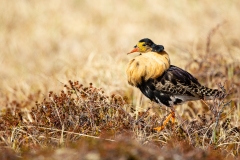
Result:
[137, 65, 223, 107]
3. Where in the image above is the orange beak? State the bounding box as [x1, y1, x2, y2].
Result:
[127, 47, 139, 54]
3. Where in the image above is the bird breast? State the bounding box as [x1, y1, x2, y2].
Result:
[126, 51, 170, 86]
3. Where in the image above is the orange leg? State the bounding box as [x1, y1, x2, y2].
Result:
[154, 109, 175, 131]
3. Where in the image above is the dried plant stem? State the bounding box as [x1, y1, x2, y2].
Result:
[135, 107, 151, 124]
[212, 100, 231, 144]
[135, 92, 143, 121]
[20, 125, 115, 142]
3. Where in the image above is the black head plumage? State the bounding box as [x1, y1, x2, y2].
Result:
[139, 38, 164, 52]
[139, 38, 154, 46]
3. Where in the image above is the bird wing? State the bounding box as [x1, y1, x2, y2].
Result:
[137, 65, 205, 107]
[155, 65, 203, 97]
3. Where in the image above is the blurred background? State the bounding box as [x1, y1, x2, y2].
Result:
[0, 0, 240, 102]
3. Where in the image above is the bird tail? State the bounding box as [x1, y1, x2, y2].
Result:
[200, 86, 225, 100]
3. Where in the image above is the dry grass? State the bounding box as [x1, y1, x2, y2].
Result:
[0, 0, 240, 159]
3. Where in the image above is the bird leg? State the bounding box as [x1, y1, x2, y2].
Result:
[154, 108, 175, 131]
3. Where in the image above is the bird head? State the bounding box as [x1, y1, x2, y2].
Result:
[128, 38, 164, 54]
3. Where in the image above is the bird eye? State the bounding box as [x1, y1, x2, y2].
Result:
[142, 44, 146, 46]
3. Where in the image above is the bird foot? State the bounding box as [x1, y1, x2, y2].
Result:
[154, 111, 175, 131]
[153, 126, 165, 132]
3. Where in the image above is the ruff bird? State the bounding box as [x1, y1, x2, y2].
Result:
[126, 38, 223, 131]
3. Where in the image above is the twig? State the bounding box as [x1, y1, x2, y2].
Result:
[212, 100, 232, 144]
[135, 107, 151, 124]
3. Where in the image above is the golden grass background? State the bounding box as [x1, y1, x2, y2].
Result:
[0, 0, 240, 159]
[1, 0, 240, 99]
